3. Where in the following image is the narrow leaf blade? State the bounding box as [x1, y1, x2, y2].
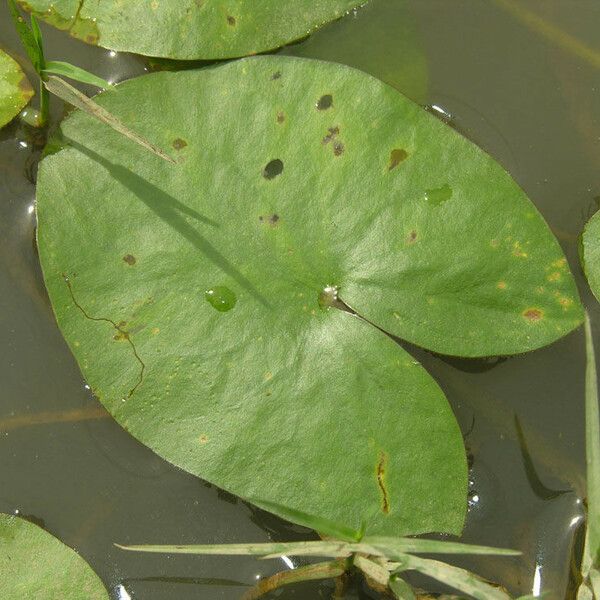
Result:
[394, 554, 511, 600]
[43, 60, 112, 89]
[7, 0, 43, 72]
[43, 76, 175, 164]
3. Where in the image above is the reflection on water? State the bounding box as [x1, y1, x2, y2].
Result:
[2, 0, 600, 598]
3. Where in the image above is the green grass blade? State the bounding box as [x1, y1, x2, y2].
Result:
[393, 554, 511, 600]
[115, 540, 352, 558]
[353, 555, 390, 587]
[43, 76, 175, 164]
[362, 536, 521, 557]
[43, 61, 112, 89]
[389, 575, 417, 600]
[7, 0, 43, 72]
[585, 312, 600, 564]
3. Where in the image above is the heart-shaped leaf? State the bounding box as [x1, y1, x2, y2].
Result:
[19, 0, 364, 60]
[36, 57, 581, 536]
[0, 49, 33, 128]
[582, 211, 600, 303]
[0, 513, 109, 599]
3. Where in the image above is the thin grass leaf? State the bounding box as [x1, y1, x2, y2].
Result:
[353, 555, 390, 587]
[362, 536, 521, 557]
[584, 312, 600, 571]
[241, 559, 349, 600]
[42, 61, 112, 89]
[115, 540, 352, 558]
[393, 554, 512, 600]
[590, 567, 600, 597]
[7, 0, 43, 72]
[43, 76, 175, 164]
[389, 575, 417, 600]
[252, 499, 364, 542]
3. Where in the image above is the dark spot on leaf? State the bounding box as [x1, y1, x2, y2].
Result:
[263, 159, 284, 180]
[259, 214, 280, 227]
[333, 141, 344, 156]
[276, 111, 285, 124]
[172, 138, 187, 150]
[271, 71, 282, 80]
[388, 148, 408, 170]
[523, 308, 543, 322]
[322, 126, 339, 145]
[425, 184, 453, 206]
[316, 94, 333, 110]
[227, 15, 236, 26]
[123, 254, 136, 265]
[407, 230, 418, 244]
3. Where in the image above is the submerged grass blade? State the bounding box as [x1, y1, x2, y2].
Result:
[43, 61, 112, 89]
[393, 554, 512, 600]
[353, 554, 390, 587]
[43, 76, 175, 164]
[241, 559, 348, 600]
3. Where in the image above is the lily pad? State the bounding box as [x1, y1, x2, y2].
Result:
[19, 0, 364, 60]
[0, 49, 33, 129]
[0, 513, 109, 599]
[582, 211, 600, 303]
[36, 57, 581, 536]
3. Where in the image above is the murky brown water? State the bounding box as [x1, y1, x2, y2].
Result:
[2, 1, 600, 598]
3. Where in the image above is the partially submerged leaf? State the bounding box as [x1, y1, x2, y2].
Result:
[0, 513, 109, 599]
[582, 211, 600, 303]
[19, 0, 365, 60]
[0, 49, 33, 128]
[36, 57, 581, 536]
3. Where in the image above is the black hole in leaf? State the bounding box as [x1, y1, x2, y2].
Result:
[263, 159, 284, 180]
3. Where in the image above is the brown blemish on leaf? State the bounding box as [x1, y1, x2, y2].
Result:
[523, 308, 543, 322]
[276, 111, 285, 124]
[322, 126, 339, 145]
[333, 141, 344, 156]
[172, 138, 187, 150]
[271, 71, 282, 80]
[376, 451, 390, 514]
[490, 239, 499, 248]
[388, 148, 408, 170]
[123, 254, 136, 265]
[407, 230, 418, 244]
[227, 15, 236, 26]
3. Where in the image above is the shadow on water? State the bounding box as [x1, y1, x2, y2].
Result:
[66, 140, 270, 308]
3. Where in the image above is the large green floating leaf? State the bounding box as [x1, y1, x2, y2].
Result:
[0, 513, 109, 599]
[0, 49, 33, 129]
[582, 211, 600, 303]
[19, 0, 363, 60]
[37, 57, 581, 535]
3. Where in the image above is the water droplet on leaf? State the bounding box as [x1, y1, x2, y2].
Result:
[205, 286, 237, 312]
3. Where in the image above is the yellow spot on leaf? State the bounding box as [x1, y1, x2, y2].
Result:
[547, 272, 561, 282]
[497, 281, 507, 290]
[199, 435, 208, 444]
[264, 372, 273, 381]
[151, 327, 160, 335]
